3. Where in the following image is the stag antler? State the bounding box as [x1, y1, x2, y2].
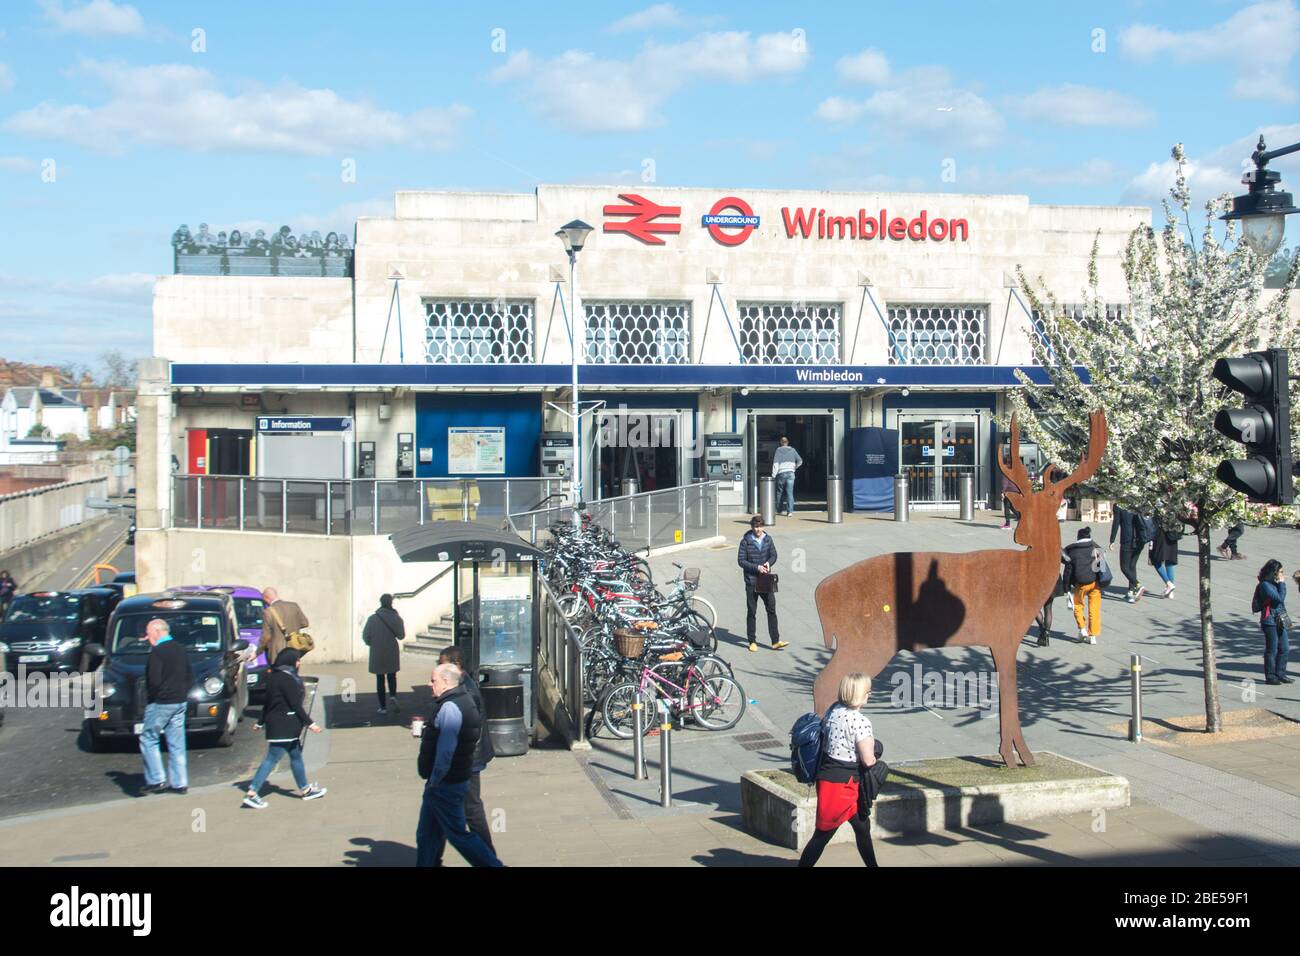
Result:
[1047, 409, 1108, 495]
[998, 413, 1033, 492]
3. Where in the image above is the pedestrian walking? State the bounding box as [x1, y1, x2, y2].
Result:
[1254, 560, 1293, 687]
[798, 673, 885, 868]
[0, 570, 16, 616]
[1109, 505, 1147, 602]
[1149, 523, 1182, 598]
[1063, 527, 1104, 644]
[139, 618, 192, 795]
[772, 436, 802, 517]
[738, 514, 786, 653]
[435, 645, 497, 863]
[363, 593, 405, 714]
[416, 663, 502, 867]
[242, 649, 326, 808]
[1219, 523, 1247, 560]
[1000, 473, 1020, 530]
[255, 587, 310, 665]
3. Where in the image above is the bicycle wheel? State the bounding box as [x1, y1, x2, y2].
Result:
[687, 595, 717, 629]
[557, 593, 584, 621]
[688, 675, 745, 731]
[600, 681, 655, 740]
[679, 609, 717, 652]
[690, 654, 734, 682]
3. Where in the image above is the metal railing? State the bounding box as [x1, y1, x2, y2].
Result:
[901, 464, 982, 506]
[170, 475, 567, 535]
[537, 576, 585, 747]
[507, 481, 721, 551]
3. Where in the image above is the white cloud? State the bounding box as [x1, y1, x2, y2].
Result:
[815, 67, 1004, 149]
[1120, 0, 1300, 102]
[225, 197, 393, 239]
[39, 0, 145, 37]
[0, 269, 154, 365]
[608, 4, 719, 33]
[1007, 84, 1154, 128]
[1124, 123, 1300, 208]
[0, 155, 36, 173]
[491, 30, 810, 133]
[3, 60, 472, 154]
[836, 48, 890, 85]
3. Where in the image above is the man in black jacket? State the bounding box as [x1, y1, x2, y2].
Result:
[737, 515, 786, 653]
[415, 663, 502, 867]
[436, 645, 496, 863]
[1109, 505, 1147, 603]
[140, 618, 194, 795]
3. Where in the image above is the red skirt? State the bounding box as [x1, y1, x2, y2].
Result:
[815, 777, 860, 831]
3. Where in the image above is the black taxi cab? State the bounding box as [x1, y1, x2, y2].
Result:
[84, 590, 251, 751]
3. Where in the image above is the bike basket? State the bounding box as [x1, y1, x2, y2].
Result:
[683, 568, 700, 590]
[614, 630, 646, 657]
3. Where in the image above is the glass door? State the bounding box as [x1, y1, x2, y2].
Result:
[899, 416, 980, 504]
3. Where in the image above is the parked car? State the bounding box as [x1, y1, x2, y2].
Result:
[100, 571, 137, 601]
[83, 590, 250, 751]
[0, 588, 121, 672]
[171, 586, 269, 697]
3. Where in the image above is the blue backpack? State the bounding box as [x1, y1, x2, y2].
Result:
[790, 708, 830, 783]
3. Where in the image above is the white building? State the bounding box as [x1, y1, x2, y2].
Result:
[0, 386, 89, 446]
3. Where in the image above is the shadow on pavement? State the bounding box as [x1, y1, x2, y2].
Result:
[343, 837, 416, 867]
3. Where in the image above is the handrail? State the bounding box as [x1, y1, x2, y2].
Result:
[390, 564, 455, 600]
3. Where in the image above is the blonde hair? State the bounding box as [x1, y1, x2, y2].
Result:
[838, 672, 871, 709]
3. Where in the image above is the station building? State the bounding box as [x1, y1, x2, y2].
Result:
[135, 184, 1153, 662]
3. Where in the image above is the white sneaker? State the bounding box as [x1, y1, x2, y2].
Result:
[1087, 635, 1097, 645]
[302, 784, 327, 801]
[1164, 584, 1175, 598]
[242, 792, 268, 810]
[376, 706, 387, 715]
[1079, 627, 1089, 641]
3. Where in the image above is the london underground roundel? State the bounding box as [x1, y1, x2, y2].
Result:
[702, 196, 760, 246]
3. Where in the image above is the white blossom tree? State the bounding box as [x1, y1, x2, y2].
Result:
[1010, 144, 1300, 733]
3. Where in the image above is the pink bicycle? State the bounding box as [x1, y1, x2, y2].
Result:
[600, 655, 746, 739]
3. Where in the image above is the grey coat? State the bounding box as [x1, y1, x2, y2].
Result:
[362, 606, 405, 675]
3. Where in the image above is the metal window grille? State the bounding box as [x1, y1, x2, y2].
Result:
[583, 301, 691, 364]
[737, 302, 841, 364]
[1029, 303, 1124, 365]
[887, 305, 985, 365]
[424, 299, 533, 364]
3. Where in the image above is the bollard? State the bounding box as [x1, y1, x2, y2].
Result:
[826, 475, 843, 523]
[633, 699, 647, 780]
[958, 472, 974, 521]
[1129, 654, 1142, 742]
[621, 478, 639, 532]
[893, 474, 909, 523]
[659, 700, 673, 808]
[759, 475, 776, 525]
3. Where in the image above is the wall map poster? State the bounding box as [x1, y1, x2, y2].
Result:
[448, 426, 506, 474]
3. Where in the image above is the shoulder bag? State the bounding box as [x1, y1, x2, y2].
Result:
[270, 605, 315, 654]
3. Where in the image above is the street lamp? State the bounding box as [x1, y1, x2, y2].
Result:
[1222, 135, 1300, 258]
[556, 219, 593, 523]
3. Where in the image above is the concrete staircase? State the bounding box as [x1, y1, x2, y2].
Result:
[408, 613, 454, 658]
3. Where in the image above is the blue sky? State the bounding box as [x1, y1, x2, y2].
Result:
[1, 0, 1298, 368]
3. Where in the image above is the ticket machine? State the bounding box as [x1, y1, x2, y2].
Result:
[704, 433, 745, 508]
[540, 432, 573, 480]
[396, 433, 415, 478]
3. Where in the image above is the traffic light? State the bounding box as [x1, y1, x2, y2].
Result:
[1212, 348, 1293, 504]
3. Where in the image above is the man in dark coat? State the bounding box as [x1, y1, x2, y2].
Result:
[1109, 506, 1147, 603]
[362, 594, 405, 714]
[436, 645, 496, 864]
[140, 618, 193, 795]
[737, 514, 786, 653]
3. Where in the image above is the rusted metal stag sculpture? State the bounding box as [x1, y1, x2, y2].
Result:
[812, 410, 1108, 767]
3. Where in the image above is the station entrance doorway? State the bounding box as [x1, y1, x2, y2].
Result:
[593, 407, 691, 499]
[737, 405, 845, 512]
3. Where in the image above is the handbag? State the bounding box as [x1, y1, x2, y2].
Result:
[754, 571, 779, 594]
[270, 605, 315, 654]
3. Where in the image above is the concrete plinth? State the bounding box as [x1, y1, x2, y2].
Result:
[741, 752, 1131, 850]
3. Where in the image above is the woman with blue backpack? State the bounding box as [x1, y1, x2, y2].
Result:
[796, 672, 883, 868]
[1253, 560, 1293, 686]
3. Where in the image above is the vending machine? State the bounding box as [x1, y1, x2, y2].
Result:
[704, 433, 745, 508]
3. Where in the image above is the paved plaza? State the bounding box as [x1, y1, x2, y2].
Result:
[4, 509, 1300, 866]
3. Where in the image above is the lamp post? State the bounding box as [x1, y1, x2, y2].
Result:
[556, 219, 593, 524]
[1222, 135, 1300, 257]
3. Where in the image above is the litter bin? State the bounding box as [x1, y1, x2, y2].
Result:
[893, 474, 909, 523]
[827, 475, 843, 523]
[758, 475, 776, 525]
[479, 664, 528, 756]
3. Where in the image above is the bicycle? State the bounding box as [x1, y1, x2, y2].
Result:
[600, 656, 746, 739]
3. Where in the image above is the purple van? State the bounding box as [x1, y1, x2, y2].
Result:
[172, 585, 269, 695]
